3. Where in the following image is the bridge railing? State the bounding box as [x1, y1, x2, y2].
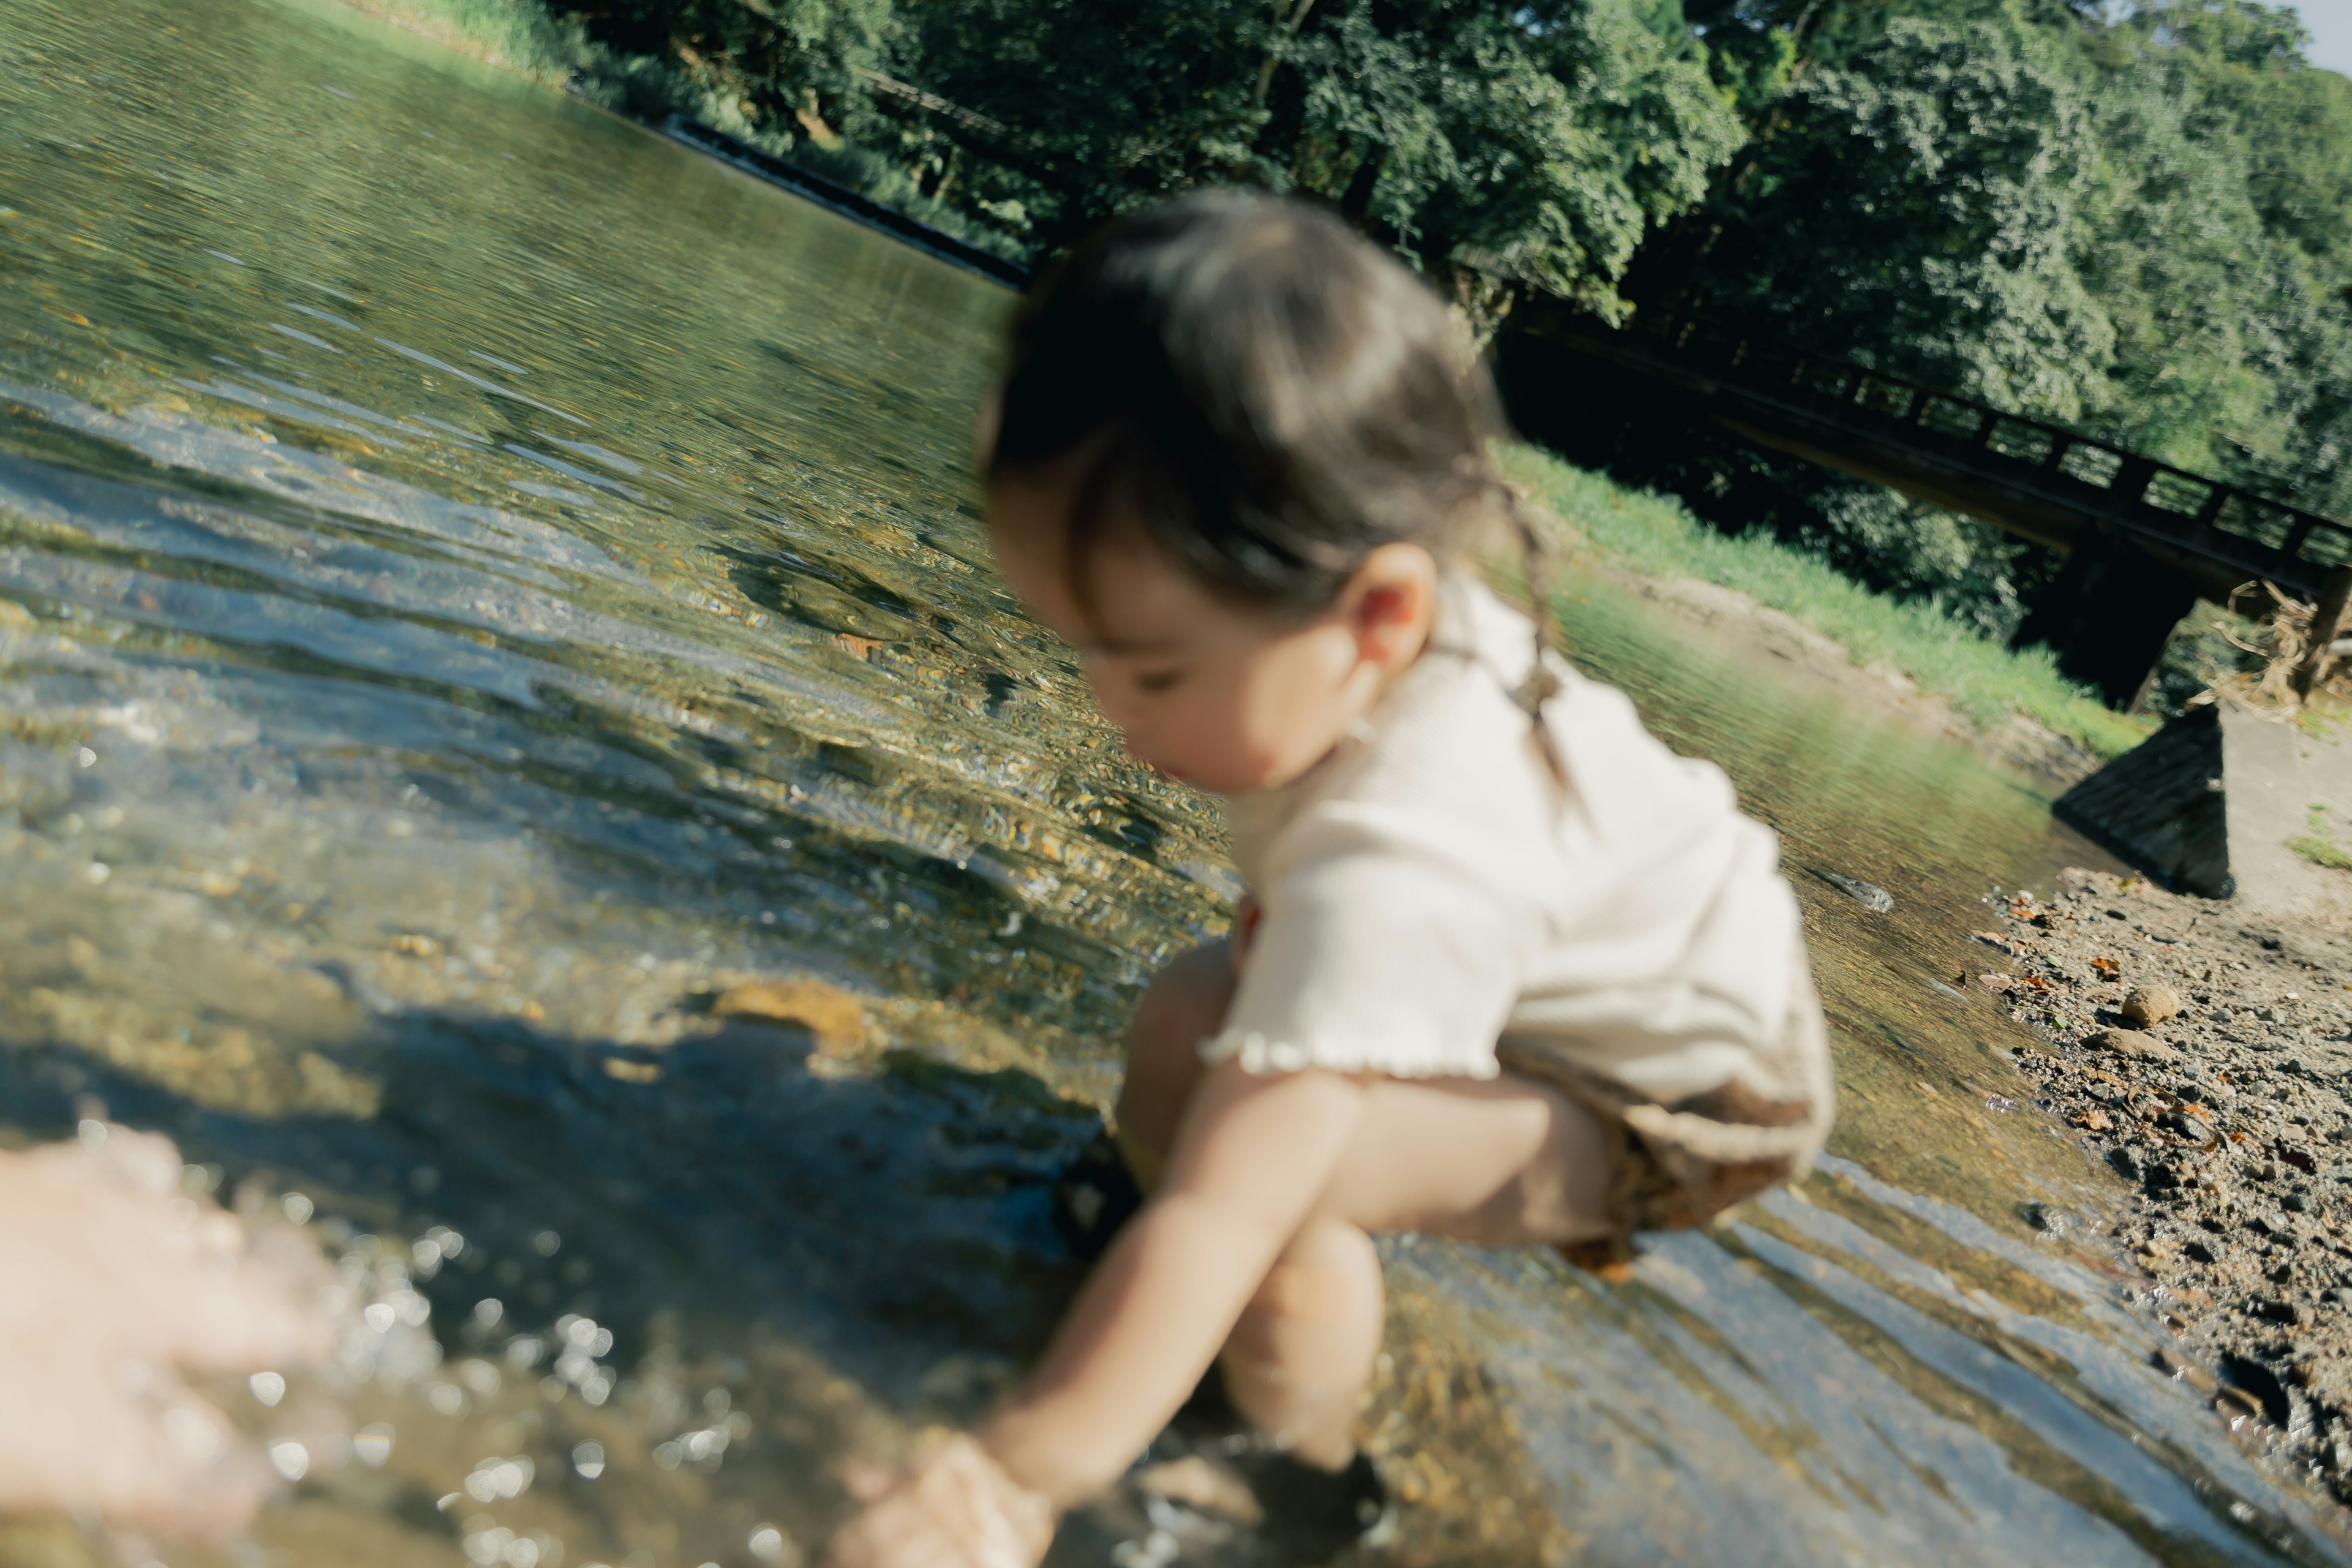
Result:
[1624, 308, 2352, 582]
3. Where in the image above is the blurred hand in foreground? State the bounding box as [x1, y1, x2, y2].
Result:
[0, 1125, 335, 1539]
[823, 1431, 1057, 1568]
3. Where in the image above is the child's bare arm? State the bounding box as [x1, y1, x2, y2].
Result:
[980, 1060, 1369, 1502]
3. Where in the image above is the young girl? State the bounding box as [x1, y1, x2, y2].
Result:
[826, 190, 1834, 1567]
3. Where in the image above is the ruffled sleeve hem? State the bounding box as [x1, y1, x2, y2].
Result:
[1196, 1028, 1502, 1080]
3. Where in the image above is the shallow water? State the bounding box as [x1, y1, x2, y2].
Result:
[0, 1, 2343, 1562]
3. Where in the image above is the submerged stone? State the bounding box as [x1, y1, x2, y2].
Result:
[710, 978, 869, 1056]
[1815, 870, 1894, 912]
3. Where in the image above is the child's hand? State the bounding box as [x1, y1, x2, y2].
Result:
[823, 1430, 1057, 1568]
[0, 1126, 337, 1539]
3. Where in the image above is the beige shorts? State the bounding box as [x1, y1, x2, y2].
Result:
[1496, 960, 1836, 1278]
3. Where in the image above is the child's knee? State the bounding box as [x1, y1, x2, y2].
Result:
[1245, 1259, 1351, 1326]
[1242, 1223, 1381, 1328]
[1126, 939, 1235, 1062]
[1114, 939, 1236, 1156]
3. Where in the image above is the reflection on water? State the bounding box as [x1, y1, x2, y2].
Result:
[0, 0, 2344, 1562]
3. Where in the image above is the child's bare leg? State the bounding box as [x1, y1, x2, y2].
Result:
[1110, 939, 1232, 1193]
[1107, 944, 1615, 1473]
[1217, 1215, 1384, 1468]
[1111, 940, 1384, 1463]
[1215, 1074, 1616, 1466]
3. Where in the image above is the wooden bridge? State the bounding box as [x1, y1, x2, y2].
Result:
[1496, 303, 2352, 707]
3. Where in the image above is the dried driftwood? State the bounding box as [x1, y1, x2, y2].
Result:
[2196, 571, 2352, 715]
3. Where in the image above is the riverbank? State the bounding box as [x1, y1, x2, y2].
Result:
[1506, 444, 2154, 775]
[1980, 867, 2352, 1491]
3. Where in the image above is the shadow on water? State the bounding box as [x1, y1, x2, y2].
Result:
[1, 0, 2350, 1561]
[1, 1006, 1099, 1564]
[0, 1009, 1091, 1395]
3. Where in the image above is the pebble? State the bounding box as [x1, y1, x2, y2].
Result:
[2122, 986, 2184, 1028]
[2154, 1354, 2211, 1401]
[709, 978, 869, 1055]
[2218, 1385, 2266, 1423]
[1820, 870, 1894, 913]
[2154, 1347, 2218, 1393]
[2223, 1355, 2294, 1425]
[2084, 1028, 2177, 1064]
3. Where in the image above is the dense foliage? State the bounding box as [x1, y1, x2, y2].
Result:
[897, 0, 1744, 322]
[1599, 0, 2352, 637]
[537, 0, 2349, 644]
[557, 0, 1747, 327]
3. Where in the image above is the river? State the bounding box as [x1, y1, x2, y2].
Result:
[0, 0, 2345, 1562]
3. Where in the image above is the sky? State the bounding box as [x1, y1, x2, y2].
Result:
[2295, 0, 2352, 76]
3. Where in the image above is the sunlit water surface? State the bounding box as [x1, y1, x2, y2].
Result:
[0, 1, 2344, 1562]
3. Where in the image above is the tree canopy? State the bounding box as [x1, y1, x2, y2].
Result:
[560, 0, 1747, 323]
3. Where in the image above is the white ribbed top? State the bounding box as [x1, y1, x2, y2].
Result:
[1200, 574, 1805, 1103]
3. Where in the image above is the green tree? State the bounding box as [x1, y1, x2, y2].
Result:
[894, 0, 1745, 321]
[558, 0, 894, 134]
[1676, 3, 2116, 420]
[1577, 0, 2351, 644]
[528, 0, 2351, 643]
[2081, 1, 2352, 519]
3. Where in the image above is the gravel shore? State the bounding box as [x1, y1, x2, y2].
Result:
[1992, 867, 2352, 1483]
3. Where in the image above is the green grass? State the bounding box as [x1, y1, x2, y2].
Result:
[2288, 836, 2352, 870]
[2289, 806, 2352, 870]
[1501, 443, 2155, 760]
[334, 0, 589, 81]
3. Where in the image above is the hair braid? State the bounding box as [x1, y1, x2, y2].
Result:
[1506, 489, 1570, 791]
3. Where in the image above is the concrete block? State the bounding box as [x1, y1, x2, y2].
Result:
[2054, 705, 2352, 916]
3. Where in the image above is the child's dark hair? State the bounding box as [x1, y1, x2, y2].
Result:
[987, 189, 1565, 777]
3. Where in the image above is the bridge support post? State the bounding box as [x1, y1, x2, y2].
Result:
[2014, 534, 2201, 710]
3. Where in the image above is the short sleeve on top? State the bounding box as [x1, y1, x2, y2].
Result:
[1199, 801, 1531, 1079]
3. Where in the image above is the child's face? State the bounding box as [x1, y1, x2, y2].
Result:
[987, 463, 1434, 796]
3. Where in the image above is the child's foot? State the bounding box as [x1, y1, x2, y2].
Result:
[1227, 1448, 1389, 1560]
[1131, 1443, 1389, 1562]
[1050, 1129, 1144, 1260]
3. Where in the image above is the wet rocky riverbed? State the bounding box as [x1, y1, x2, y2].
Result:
[1990, 862, 2352, 1485]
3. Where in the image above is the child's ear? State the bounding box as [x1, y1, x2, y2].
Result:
[1345, 544, 1438, 666]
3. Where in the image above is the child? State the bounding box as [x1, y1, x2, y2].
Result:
[825, 191, 1834, 1567]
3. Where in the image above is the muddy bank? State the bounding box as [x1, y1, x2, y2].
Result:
[1986, 866, 2352, 1485]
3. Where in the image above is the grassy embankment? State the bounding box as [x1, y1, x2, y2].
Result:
[1502, 445, 2155, 760]
[330, 0, 579, 78]
[330, 0, 1025, 260]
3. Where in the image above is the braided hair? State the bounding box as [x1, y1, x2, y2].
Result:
[987, 189, 1568, 785]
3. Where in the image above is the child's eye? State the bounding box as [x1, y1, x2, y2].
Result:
[1133, 668, 1188, 695]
